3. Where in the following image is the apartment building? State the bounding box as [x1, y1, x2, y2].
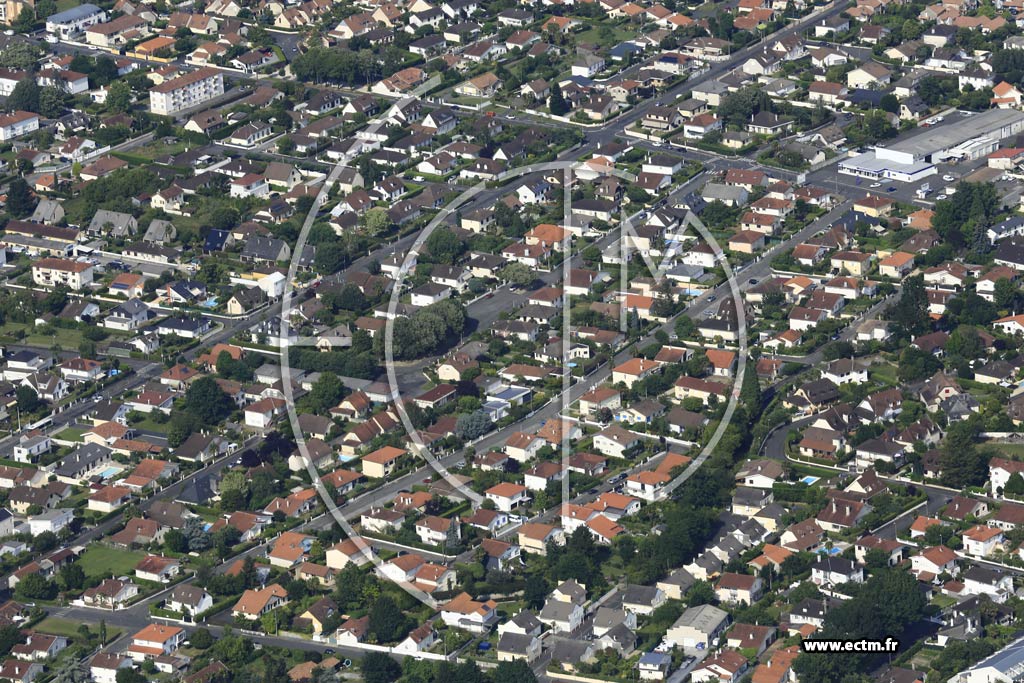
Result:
[32, 258, 94, 291]
[149, 67, 225, 116]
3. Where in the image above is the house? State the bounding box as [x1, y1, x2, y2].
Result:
[690, 651, 748, 683]
[810, 556, 863, 586]
[497, 632, 542, 663]
[593, 425, 643, 459]
[715, 572, 763, 605]
[362, 446, 405, 478]
[232, 584, 289, 619]
[167, 585, 213, 616]
[540, 597, 586, 634]
[963, 525, 1004, 557]
[911, 545, 958, 579]
[135, 555, 180, 582]
[486, 482, 530, 512]
[518, 522, 565, 555]
[440, 592, 498, 634]
[90, 653, 132, 683]
[455, 72, 502, 97]
[127, 624, 186, 661]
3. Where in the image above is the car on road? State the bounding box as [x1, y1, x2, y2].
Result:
[937, 193, 947, 200]
[587, 488, 599, 495]
[870, 182, 881, 188]
[886, 186, 896, 192]
[507, 114, 516, 120]
[942, 174, 955, 182]
[748, 278, 758, 285]
[707, 295, 716, 302]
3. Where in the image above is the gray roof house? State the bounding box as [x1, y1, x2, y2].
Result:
[54, 443, 113, 484]
[241, 236, 291, 263]
[88, 210, 137, 238]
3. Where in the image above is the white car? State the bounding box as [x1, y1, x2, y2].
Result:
[870, 182, 881, 188]
[937, 193, 947, 200]
[942, 175, 955, 182]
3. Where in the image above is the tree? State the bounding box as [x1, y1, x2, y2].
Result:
[368, 596, 405, 643]
[7, 78, 40, 113]
[0, 42, 40, 70]
[940, 417, 988, 488]
[499, 262, 534, 287]
[183, 376, 234, 424]
[994, 277, 1018, 309]
[888, 275, 929, 338]
[674, 315, 696, 339]
[107, 80, 133, 113]
[305, 373, 345, 414]
[363, 207, 391, 235]
[164, 528, 189, 553]
[718, 87, 766, 126]
[15, 573, 55, 600]
[38, 86, 67, 118]
[425, 227, 465, 264]
[740, 368, 761, 413]
[548, 82, 569, 116]
[880, 94, 899, 114]
[57, 563, 85, 591]
[314, 243, 348, 274]
[190, 628, 215, 649]
[902, 18, 923, 40]
[1004, 472, 1024, 498]
[456, 410, 492, 440]
[116, 668, 148, 683]
[361, 652, 401, 683]
[946, 325, 984, 360]
[5, 177, 36, 219]
[53, 659, 90, 683]
[492, 660, 537, 683]
[686, 580, 716, 606]
[32, 531, 57, 553]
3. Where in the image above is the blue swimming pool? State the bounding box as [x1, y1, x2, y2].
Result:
[801, 476, 820, 485]
[99, 467, 121, 479]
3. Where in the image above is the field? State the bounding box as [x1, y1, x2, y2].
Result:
[77, 545, 147, 579]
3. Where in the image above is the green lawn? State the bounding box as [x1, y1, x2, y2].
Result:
[53, 426, 85, 442]
[0, 322, 85, 349]
[994, 443, 1024, 459]
[77, 545, 147, 579]
[129, 413, 170, 434]
[117, 138, 190, 161]
[37, 616, 122, 642]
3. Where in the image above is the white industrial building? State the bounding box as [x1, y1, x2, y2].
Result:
[839, 109, 1024, 182]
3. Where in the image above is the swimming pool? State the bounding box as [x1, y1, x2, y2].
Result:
[801, 476, 820, 485]
[99, 467, 121, 479]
